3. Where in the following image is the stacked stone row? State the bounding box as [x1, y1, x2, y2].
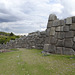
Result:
[0, 36, 26, 49]
[0, 31, 46, 50]
[44, 14, 75, 55]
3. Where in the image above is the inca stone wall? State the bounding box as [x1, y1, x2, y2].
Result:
[0, 14, 75, 55]
[0, 31, 46, 50]
[43, 14, 75, 55]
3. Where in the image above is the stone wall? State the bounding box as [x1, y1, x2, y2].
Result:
[43, 14, 75, 55]
[0, 14, 75, 55]
[0, 31, 46, 50]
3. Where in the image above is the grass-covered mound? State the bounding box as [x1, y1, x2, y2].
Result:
[0, 32, 20, 44]
[0, 48, 75, 75]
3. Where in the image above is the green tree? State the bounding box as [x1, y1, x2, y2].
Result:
[9, 32, 14, 36]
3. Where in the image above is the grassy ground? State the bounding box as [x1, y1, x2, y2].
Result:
[0, 48, 75, 75]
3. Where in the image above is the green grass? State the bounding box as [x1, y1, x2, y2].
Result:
[0, 31, 20, 44]
[0, 48, 75, 75]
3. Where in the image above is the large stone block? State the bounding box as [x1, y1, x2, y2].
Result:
[40, 31, 46, 35]
[46, 28, 50, 36]
[73, 37, 75, 42]
[64, 38, 73, 48]
[70, 23, 75, 31]
[57, 32, 65, 39]
[65, 17, 72, 25]
[50, 36, 57, 44]
[43, 44, 50, 52]
[48, 14, 57, 21]
[72, 43, 75, 51]
[63, 25, 69, 32]
[65, 31, 74, 38]
[56, 47, 63, 54]
[52, 20, 59, 27]
[56, 40, 64, 47]
[49, 44, 56, 53]
[58, 20, 65, 26]
[63, 47, 75, 55]
[56, 26, 63, 32]
[45, 37, 50, 44]
[50, 27, 55, 36]
[72, 16, 75, 23]
[47, 21, 53, 28]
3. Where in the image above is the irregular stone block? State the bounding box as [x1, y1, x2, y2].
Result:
[49, 44, 56, 53]
[63, 47, 75, 55]
[46, 28, 50, 36]
[43, 44, 50, 52]
[52, 20, 59, 27]
[65, 31, 74, 38]
[70, 23, 75, 31]
[66, 17, 72, 25]
[56, 26, 63, 32]
[57, 32, 65, 39]
[73, 37, 75, 42]
[48, 14, 57, 21]
[64, 38, 73, 48]
[58, 20, 65, 26]
[56, 47, 63, 54]
[45, 37, 50, 44]
[63, 25, 69, 32]
[72, 43, 75, 51]
[72, 16, 75, 23]
[54, 32, 58, 38]
[56, 40, 64, 47]
[40, 31, 46, 35]
[47, 21, 53, 28]
[50, 27, 55, 36]
[50, 36, 57, 44]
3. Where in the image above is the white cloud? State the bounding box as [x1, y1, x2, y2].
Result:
[0, 0, 75, 35]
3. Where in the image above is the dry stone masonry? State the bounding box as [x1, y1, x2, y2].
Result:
[0, 14, 75, 55]
[44, 14, 75, 55]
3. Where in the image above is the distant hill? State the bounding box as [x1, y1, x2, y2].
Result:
[0, 32, 20, 44]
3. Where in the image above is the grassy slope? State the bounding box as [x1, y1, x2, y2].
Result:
[0, 49, 75, 75]
[0, 32, 20, 44]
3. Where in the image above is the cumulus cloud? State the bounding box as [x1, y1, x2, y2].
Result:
[0, 0, 75, 35]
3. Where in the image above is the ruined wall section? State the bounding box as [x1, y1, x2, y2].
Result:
[43, 14, 75, 55]
[0, 31, 46, 50]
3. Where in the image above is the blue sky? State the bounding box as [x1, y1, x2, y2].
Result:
[0, 0, 75, 35]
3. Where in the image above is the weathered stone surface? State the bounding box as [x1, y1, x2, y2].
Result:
[58, 20, 65, 26]
[72, 16, 75, 23]
[50, 36, 57, 44]
[52, 20, 59, 27]
[56, 40, 64, 47]
[47, 21, 53, 28]
[65, 31, 74, 38]
[50, 27, 55, 35]
[48, 14, 57, 21]
[56, 26, 63, 32]
[57, 32, 65, 39]
[46, 28, 50, 36]
[64, 38, 73, 48]
[73, 37, 75, 42]
[70, 23, 75, 31]
[43, 44, 50, 51]
[56, 47, 63, 54]
[45, 37, 50, 44]
[63, 25, 69, 32]
[40, 31, 46, 35]
[47, 44, 56, 53]
[66, 17, 72, 25]
[63, 47, 75, 55]
[72, 43, 75, 51]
